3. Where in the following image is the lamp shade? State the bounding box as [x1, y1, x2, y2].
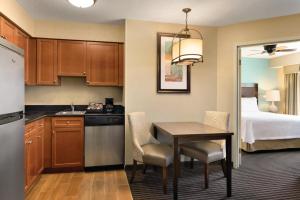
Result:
[68, 0, 95, 8]
[172, 38, 203, 65]
[265, 90, 280, 102]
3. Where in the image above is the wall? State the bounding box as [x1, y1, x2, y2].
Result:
[270, 52, 300, 68]
[0, 0, 35, 35]
[125, 19, 218, 164]
[34, 19, 124, 42]
[25, 77, 123, 105]
[241, 57, 283, 111]
[217, 13, 300, 166]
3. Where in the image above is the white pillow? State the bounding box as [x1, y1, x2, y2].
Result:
[241, 97, 259, 112]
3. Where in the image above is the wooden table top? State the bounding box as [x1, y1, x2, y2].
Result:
[153, 122, 233, 137]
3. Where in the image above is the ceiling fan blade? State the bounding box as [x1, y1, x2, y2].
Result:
[276, 48, 297, 52]
[275, 46, 288, 51]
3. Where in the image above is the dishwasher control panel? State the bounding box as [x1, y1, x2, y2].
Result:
[84, 115, 124, 126]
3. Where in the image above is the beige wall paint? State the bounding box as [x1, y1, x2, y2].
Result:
[270, 52, 300, 68]
[217, 14, 300, 166]
[34, 19, 124, 42]
[0, 0, 35, 35]
[124, 19, 218, 164]
[26, 77, 123, 105]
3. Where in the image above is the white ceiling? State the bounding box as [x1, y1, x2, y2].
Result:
[241, 41, 300, 59]
[17, 0, 300, 26]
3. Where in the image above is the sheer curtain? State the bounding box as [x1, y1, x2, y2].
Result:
[284, 73, 299, 115]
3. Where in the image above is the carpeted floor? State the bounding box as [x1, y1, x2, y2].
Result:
[126, 150, 300, 200]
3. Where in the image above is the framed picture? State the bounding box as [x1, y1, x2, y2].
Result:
[157, 32, 190, 93]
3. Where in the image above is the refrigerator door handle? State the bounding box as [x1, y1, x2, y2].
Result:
[0, 111, 23, 125]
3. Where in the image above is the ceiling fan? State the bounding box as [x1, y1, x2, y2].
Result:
[248, 44, 297, 56]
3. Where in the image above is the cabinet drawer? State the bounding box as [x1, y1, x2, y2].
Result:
[52, 117, 83, 128]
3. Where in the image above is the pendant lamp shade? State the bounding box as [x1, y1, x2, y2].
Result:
[172, 8, 204, 65]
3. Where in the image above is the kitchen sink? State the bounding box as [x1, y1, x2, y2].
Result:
[55, 111, 86, 115]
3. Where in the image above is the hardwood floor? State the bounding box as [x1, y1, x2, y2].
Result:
[26, 170, 133, 200]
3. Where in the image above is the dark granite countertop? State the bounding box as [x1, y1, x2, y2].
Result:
[25, 105, 125, 124]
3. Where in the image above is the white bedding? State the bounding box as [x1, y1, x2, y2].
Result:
[241, 111, 300, 144]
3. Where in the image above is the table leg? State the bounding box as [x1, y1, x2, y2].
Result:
[153, 126, 158, 139]
[225, 135, 232, 197]
[173, 137, 179, 200]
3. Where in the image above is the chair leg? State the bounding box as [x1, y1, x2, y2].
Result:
[130, 160, 137, 183]
[221, 159, 227, 177]
[190, 158, 194, 169]
[143, 164, 148, 174]
[162, 166, 168, 194]
[204, 163, 209, 189]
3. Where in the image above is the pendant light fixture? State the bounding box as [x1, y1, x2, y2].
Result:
[172, 8, 203, 65]
[68, 0, 96, 8]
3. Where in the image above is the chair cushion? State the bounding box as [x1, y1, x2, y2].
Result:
[142, 143, 173, 167]
[180, 141, 223, 163]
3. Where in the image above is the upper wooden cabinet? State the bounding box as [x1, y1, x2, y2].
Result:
[86, 42, 119, 86]
[0, 17, 16, 43]
[58, 40, 87, 77]
[118, 43, 124, 86]
[26, 38, 37, 85]
[37, 39, 59, 85]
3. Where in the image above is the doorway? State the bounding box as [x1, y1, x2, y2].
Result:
[237, 40, 300, 166]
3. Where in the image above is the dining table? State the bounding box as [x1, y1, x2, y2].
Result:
[153, 122, 233, 200]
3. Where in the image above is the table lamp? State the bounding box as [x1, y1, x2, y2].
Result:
[265, 90, 280, 112]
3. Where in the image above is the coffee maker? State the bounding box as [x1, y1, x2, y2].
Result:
[105, 98, 114, 113]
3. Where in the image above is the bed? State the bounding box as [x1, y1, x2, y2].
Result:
[241, 83, 300, 152]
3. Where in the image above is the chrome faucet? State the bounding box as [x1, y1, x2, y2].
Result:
[71, 102, 75, 112]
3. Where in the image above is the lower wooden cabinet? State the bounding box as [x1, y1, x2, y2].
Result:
[52, 117, 84, 168]
[24, 119, 44, 192]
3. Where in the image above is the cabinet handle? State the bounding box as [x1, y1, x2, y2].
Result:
[83, 72, 86, 75]
[36, 136, 41, 138]
[26, 141, 32, 144]
[1, 35, 6, 39]
[52, 130, 55, 134]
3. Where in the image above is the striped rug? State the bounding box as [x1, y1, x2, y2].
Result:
[126, 150, 300, 200]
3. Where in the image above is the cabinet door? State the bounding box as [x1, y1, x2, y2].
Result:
[43, 117, 52, 169]
[14, 29, 30, 84]
[26, 38, 37, 85]
[24, 134, 30, 192]
[37, 39, 58, 85]
[27, 134, 36, 189]
[118, 43, 124, 86]
[35, 123, 44, 174]
[52, 127, 84, 168]
[0, 17, 15, 43]
[86, 42, 119, 86]
[58, 40, 87, 76]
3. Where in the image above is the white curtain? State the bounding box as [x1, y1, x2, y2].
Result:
[284, 73, 299, 115]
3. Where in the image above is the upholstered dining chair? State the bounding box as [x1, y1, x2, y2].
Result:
[128, 112, 173, 194]
[180, 111, 230, 189]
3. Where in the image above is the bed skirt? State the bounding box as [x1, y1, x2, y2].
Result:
[241, 138, 300, 152]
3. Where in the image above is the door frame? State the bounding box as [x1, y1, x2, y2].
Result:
[235, 38, 300, 167]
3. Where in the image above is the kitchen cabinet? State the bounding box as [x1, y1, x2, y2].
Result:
[58, 40, 87, 76]
[24, 119, 44, 192]
[43, 117, 52, 169]
[118, 43, 124, 86]
[37, 39, 59, 85]
[26, 38, 37, 85]
[86, 42, 119, 86]
[0, 16, 16, 43]
[14, 29, 32, 85]
[52, 117, 84, 168]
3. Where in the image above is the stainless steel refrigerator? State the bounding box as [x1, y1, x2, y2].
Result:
[0, 38, 24, 200]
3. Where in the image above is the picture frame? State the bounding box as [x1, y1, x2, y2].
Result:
[157, 32, 191, 93]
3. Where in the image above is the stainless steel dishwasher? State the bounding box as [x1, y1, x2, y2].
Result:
[84, 115, 124, 169]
